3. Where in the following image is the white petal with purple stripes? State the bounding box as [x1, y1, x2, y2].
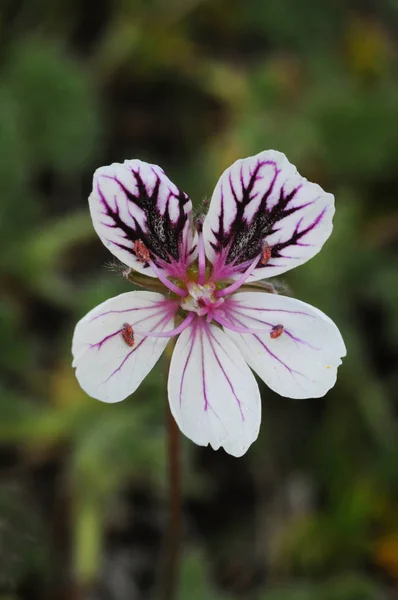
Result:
[89, 160, 196, 278]
[221, 292, 346, 399]
[168, 320, 261, 457]
[72, 291, 177, 403]
[203, 150, 335, 281]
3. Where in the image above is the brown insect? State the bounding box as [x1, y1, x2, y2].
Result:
[122, 323, 135, 347]
[260, 242, 272, 265]
[133, 239, 150, 263]
[270, 324, 284, 339]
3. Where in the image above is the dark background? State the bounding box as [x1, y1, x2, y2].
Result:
[1, 0, 398, 598]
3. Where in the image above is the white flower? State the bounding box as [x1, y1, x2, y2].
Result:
[72, 150, 346, 457]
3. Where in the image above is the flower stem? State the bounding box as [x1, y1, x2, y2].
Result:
[161, 404, 181, 600]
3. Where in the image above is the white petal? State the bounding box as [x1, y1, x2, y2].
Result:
[222, 292, 346, 399]
[72, 291, 177, 402]
[168, 320, 261, 457]
[203, 150, 334, 281]
[89, 160, 196, 278]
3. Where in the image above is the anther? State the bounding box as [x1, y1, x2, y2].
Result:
[133, 239, 150, 263]
[270, 324, 284, 339]
[122, 323, 135, 347]
[261, 242, 272, 265]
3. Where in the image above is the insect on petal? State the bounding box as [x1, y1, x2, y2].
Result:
[203, 150, 335, 281]
[72, 291, 178, 403]
[89, 160, 197, 279]
[222, 292, 346, 399]
[168, 319, 261, 457]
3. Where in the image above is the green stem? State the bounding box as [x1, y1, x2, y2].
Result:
[162, 403, 181, 600]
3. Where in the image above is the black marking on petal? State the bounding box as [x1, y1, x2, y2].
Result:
[270, 205, 327, 258]
[210, 160, 315, 268]
[98, 168, 191, 266]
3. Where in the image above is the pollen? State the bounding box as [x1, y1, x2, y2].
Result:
[270, 324, 284, 339]
[133, 239, 150, 263]
[261, 242, 272, 265]
[122, 323, 135, 347]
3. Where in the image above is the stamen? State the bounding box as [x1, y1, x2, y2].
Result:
[196, 218, 206, 285]
[215, 253, 262, 298]
[149, 259, 188, 297]
[260, 241, 272, 265]
[132, 312, 195, 339]
[214, 314, 284, 338]
[134, 239, 151, 263]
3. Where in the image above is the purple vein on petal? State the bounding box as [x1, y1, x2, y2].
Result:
[226, 301, 314, 318]
[100, 312, 174, 386]
[227, 307, 320, 350]
[89, 310, 175, 351]
[283, 330, 320, 351]
[225, 306, 273, 328]
[93, 310, 174, 336]
[90, 302, 175, 322]
[205, 324, 245, 421]
[90, 329, 122, 350]
[199, 324, 209, 412]
[229, 314, 312, 381]
[179, 320, 197, 408]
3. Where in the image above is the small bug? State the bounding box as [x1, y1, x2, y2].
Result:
[122, 323, 135, 347]
[270, 324, 284, 339]
[133, 239, 150, 263]
[260, 242, 272, 265]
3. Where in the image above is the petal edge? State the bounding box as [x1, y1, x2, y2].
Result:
[168, 319, 261, 457]
[203, 150, 335, 281]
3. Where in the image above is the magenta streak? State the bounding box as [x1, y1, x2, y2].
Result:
[90, 301, 176, 322]
[135, 312, 195, 339]
[215, 253, 262, 298]
[177, 321, 225, 424]
[199, 325, 209, 412]
[284, 330, 320, 351]
[89, 307, 175, 350]
[154, 253, 191, 280]
[197, 230, 206, 285]
[90, 329, 122, 350]
[205, 324, 245, 421]
[226, 306, 320, 350]
[256, 336, 312, 380]
[226, 301, 315, 318]
[229, 314, 312, 381]
[148, 259, 188, 297]
[179, 321, 197, 408]
[227, 308, 320, 350]
[213, 313, 272, 335]
[102, 312, 174, 384]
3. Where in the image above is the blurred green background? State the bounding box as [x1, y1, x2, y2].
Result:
[1, 0, 398, 598]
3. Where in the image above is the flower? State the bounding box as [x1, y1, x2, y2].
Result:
[72, 150, 346, 457]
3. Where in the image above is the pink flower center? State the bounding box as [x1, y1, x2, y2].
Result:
[180, 282, 224, 317]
